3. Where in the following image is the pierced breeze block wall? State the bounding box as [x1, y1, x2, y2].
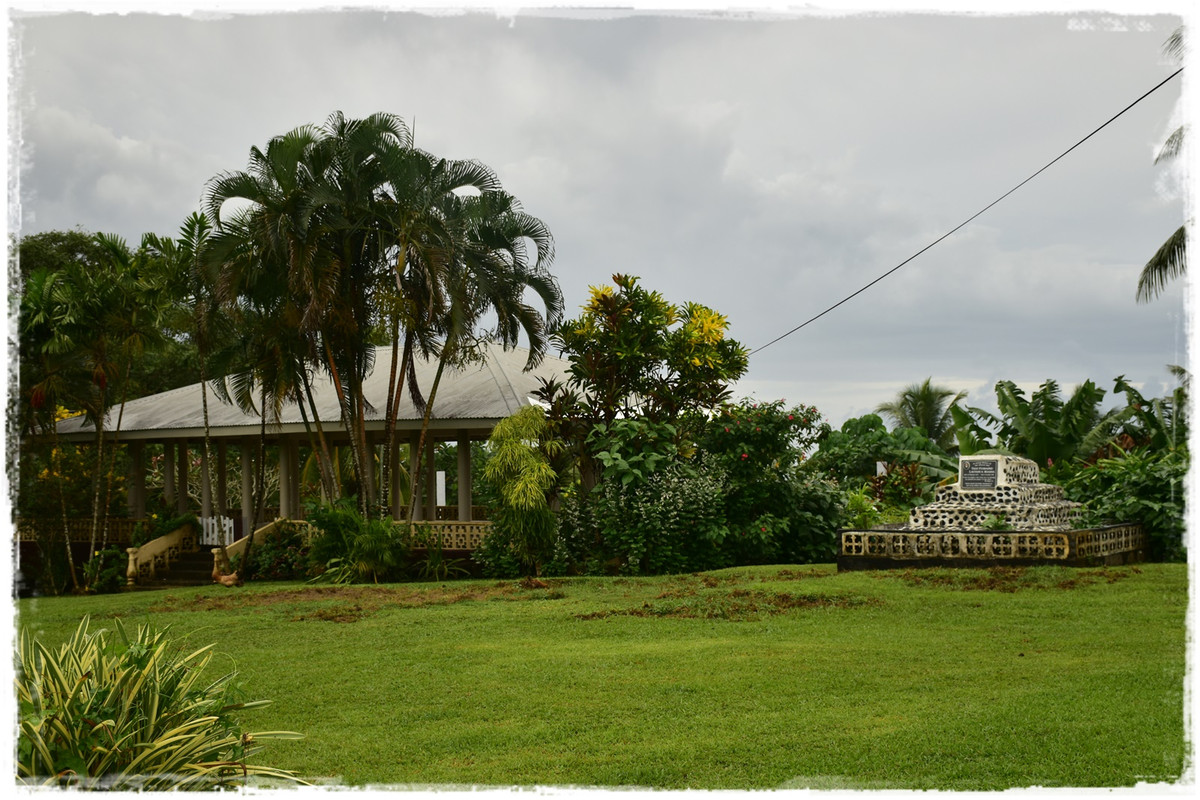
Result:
[838, 455, 1144, 570]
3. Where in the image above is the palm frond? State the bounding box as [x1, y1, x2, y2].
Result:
[1137, 226, 1187, 302]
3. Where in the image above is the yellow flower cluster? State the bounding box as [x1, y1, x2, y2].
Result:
[585, 284, 615, 313]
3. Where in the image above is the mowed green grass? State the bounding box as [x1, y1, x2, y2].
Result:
[15, 563, 1188, 790]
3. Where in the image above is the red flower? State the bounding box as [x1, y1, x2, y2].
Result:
[741, 453, 748, 460]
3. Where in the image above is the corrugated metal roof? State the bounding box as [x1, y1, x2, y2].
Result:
[54, 343, 570, 441]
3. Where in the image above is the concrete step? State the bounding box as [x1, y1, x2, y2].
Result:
[126, 550, 215, 591]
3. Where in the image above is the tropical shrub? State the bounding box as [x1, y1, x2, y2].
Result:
[807, 413, 952, 487]
[409, 525, 471, 581]
[16, 618, 303, 790]
[243, 521, 310, 581]
[868, 462, 931, 508]
[841, 485, 883, 530]
[81, 546, 127, 594]
[305, 499, 408, 583]
[573, 456, 730, 575]
[588, 418, 684, 487]
[699, 400, 842, 564]
[476, 405, 564, 577]
[547, 274, 749, 487]
[952, 379, 1117, 467]
[1066, 447, 1188, 562]
[471, 523, 527, 579]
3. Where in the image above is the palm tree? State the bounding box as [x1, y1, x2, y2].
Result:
[1138, 26, 1186, 303]
[875, 378, 967, 452]
[23, 233, 166, 585]
[404, 188, 562, 520]
[205, 125, 345, 507]
[144, 212, 240, 555]
[373, 145, 503, 514]
[205, 110, 561, 528]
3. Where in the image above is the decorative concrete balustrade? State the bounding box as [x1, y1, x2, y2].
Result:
[125, 522, 198, 586]
[838, 454, 1144, 570]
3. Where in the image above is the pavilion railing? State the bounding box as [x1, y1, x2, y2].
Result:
[211, 517, 494, 577]
[16, 517, 139, 545]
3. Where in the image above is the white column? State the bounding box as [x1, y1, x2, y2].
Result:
[288, 440, 301, 518]
[241, 442, 254, 538]
[127, 442, 146, 519]
[163, 443, 175, 508]
[200, 446, 213, 519]
[425, 436, 437, 520]
[409, 436, 422, 520]
[457, 432, 472, 522]
[216, 441, 228, 517]
[390, 440, 404, 521]
[278, 440, 292, 520]
[176, 441, 189, 514]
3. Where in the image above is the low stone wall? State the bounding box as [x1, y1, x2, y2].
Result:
[837, 523, 1144, 571]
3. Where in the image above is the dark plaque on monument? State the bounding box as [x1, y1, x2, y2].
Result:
[960, 458, 998, 490]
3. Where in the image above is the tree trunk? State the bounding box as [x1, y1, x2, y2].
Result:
[322, 341, 368, 514]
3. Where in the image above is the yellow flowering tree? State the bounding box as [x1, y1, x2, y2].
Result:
[548, 274, 748, 488]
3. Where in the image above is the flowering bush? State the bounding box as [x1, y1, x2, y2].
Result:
[698, 399, 840, 564]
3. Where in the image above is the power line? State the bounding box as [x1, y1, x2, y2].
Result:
[750, 67, 1184, 357]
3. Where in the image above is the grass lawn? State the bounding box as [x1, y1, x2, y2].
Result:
[14, 562, 1190, 790]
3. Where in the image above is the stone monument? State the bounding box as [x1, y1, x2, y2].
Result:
[838, 454, 1144, 570]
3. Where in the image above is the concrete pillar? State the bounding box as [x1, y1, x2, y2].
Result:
[425, 436, 437, 520]
[457, 432, 472, 522]
[176, 441, 189, 514]
[127, 442, 146, 519]
[278, 441, 291, 520]
[241, 442, 254, 538]
[288, 440, 301, 518]
[216, 441, 228, 517]
[390, 440, 404, 521]
[163, 443, 175, 508]
[200, 446, 213, 519]
[409, 436, 422, 520]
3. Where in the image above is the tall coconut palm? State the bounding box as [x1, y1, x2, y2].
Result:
[875, 378, 967, 452]
[1138, 27, 1187, 303]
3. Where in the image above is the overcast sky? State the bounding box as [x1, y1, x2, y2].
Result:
[6, 1, 1193, 430]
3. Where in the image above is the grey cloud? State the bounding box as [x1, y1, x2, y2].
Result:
[9, 7, 1188, 428]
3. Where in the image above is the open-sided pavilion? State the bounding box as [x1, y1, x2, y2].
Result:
[47, 343, 570, 547]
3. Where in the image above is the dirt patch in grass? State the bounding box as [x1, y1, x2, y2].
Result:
[877, 565, 1142, 592]
[146, 581, 561, 621]
[765, 568, 834, 582]
[577, 589, 877, 622]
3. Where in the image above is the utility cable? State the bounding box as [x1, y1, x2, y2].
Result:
[750, 67, 1184, 356]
